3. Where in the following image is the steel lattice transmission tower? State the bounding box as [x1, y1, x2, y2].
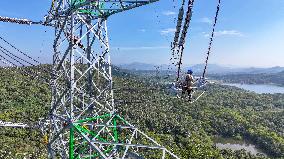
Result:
[42, 0, 180, 158]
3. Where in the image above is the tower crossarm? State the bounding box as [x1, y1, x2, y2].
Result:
[0, 120, 29, 128]
[49, 0, 159, 20]
[0, 15, 53, 26]
[88, 0, 160, 18]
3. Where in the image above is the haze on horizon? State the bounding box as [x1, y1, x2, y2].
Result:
[0, 0, 283, 68]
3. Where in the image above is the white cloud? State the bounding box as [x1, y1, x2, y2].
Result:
[139, 29, 146, 32]
[160, 28, 176, 35]
[114, 46, 169, 51]
[204, 30, 244, 37]
[200, 17, 212, 24]
[162, 11, 176, 16]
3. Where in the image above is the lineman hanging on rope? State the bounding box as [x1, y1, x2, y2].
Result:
[182, 69, 196, 101]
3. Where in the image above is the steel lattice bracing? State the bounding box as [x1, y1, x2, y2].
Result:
[48, 13, 115, 158]
[47, 0, 180, 158]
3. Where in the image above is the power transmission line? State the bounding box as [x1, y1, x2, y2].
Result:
[0, 49, 50, 83]
[0, 36, 53, 73]
[0, 36, 42, 64]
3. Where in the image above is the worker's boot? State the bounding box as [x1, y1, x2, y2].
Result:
[188, 97, 192, 102]
[181, 91, 185, 98]
[188, 94, 193, 102]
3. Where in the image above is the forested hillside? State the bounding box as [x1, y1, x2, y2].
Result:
[0, 66, 283, 158]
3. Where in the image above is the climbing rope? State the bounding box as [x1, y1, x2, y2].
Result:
[202, 0, 221, 79]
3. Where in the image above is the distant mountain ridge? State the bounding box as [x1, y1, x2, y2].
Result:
[118, 62, 284, 74]
[118, 62, 170, 71]
[210, 70, 284, 86]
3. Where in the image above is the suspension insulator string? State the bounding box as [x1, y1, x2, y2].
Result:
[202, 0, 221, 79]
[175, 0, 195, 83]
[172, 0, 185, 49]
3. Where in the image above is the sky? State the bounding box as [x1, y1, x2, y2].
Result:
[0, 0, 284, 67]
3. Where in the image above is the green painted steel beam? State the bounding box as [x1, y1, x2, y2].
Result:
[71, 0, 105, 15]
[71, 114, 130, 158]
[70, 127, 75, 159]
[74, 124, 107, 142]
[75, 113, 111, 123]
[113, 116, 118, 142]
[60, 0, 160, 19]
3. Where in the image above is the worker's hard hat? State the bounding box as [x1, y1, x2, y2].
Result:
[187, 69, 193, 74]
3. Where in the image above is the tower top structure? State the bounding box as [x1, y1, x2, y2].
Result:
[46, 0, 159, 21]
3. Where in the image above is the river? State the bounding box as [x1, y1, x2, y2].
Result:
[223, 83, 284, 94]
[213, 137, 267, 156]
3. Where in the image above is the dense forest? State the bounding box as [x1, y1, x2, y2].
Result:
[209, 71, 284, 86]
[0, 65, 283, 158]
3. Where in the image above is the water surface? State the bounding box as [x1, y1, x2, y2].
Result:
[223, 83, 284, 94]
[214, 137, 267, 156]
